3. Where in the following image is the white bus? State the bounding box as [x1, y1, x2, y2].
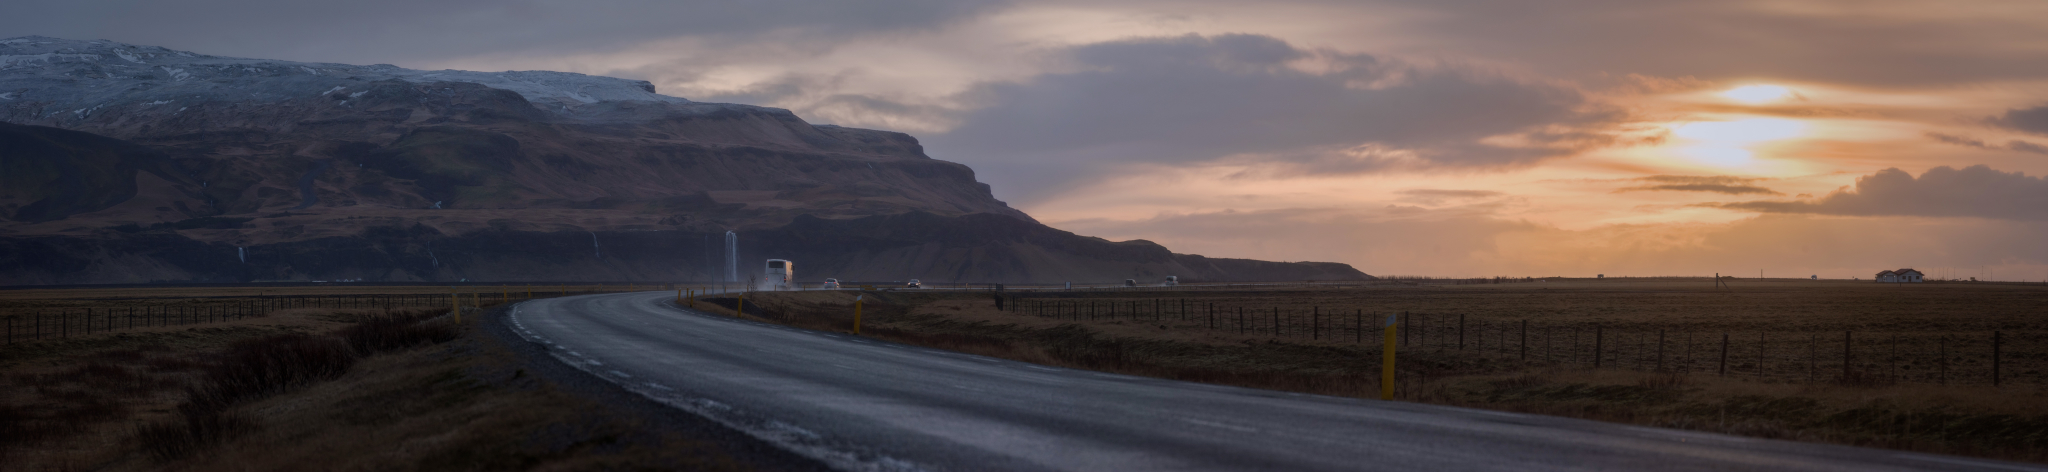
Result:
[765, 259, 793, 290]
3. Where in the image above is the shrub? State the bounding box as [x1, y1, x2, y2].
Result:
[339, 311, 459, 354]
[135, 408, 255, 461]
[181, 334, 357, 416]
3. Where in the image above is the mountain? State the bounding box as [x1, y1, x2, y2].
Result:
[0, 36, 1369, 285]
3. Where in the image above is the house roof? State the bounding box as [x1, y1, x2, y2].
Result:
[1895, 268, 1923, 276]
[1876, 270, 1896, 276]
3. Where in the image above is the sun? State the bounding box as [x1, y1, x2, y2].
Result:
[1669, 118, 1806, 166]
[1720, 85, 1793, 104]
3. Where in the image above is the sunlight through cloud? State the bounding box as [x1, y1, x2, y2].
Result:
[1720, 84, 1793, 104]
[1669, 118, 1806, 167]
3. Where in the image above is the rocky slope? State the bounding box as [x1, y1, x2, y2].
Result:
[0, 36, 1368, 284]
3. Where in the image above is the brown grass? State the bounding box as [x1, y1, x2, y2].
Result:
[0, 295, 754, 471]
[738, 282, 2048, 464]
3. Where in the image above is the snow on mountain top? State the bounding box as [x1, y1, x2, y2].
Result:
[0, 36, 689, 113]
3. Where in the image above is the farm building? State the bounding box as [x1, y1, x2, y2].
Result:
[1875, 268, 1924, 283]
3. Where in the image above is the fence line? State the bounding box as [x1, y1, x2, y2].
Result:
[1, 284, 659, 345]
[1007, 296, 2034, 387]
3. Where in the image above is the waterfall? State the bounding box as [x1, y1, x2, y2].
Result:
[724, 231, 738, 282]
[590, 232, 602, 258]
[237, 246, 245, 263]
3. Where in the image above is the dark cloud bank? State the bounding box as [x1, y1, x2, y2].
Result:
[1989, 105, 2048, 136]
[927, 33, 1619, 203]
[1927, 132, 2048, 155]
[1615, 175, 1781, 195]
[1716, 165, 2048, 220]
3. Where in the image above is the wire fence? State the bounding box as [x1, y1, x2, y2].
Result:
[0, 284, 657, 344]
[1005, 295, 2040, 387]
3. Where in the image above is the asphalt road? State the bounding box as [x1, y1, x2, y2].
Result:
[506, 291, 2045, 472]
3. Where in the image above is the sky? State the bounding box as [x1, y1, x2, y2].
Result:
[9, 0, 2048, 280]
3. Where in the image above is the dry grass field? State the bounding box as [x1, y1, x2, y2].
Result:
[0, 291, 762, 471]
[738, 279, 2048, 462]
[0, 284, 661, 345]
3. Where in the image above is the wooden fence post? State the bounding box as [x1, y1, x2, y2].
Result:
[1843, 331, 1853, 382]
[1719, 333, 1729, 376]
[1594, 326, 1604, 368]
[1758, 332, 1766, 381]
[1993, 330, 2002, 387]
[1938, 336, 1947, 385]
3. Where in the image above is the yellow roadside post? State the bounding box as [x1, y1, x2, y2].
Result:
[526, 285, 532, 299]
[1382, 314, 1397, 400]
[854, 295, 864, 335]
[677, 288, 683, 304]
[502, 286, 508, 302]
[737, 292, 745, 318]
[450, 291, 461, 323]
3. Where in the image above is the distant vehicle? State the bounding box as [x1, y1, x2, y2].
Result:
[1163, 276, 1178, 287]
[822, 278, 840, 289]
[766, 259, 793, 290]
[906, 279, 922, 288]
[1124, 279, 1136, 287]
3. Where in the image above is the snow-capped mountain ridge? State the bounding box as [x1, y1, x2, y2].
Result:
[0, 36, 697, 128]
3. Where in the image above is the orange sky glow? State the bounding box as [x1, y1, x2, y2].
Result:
[434, 1, 2048, 280]
[46, 0, 2041, 280]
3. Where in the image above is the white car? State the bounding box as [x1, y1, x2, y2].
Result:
[823, 278, 841, 289]
[906, 279, 922, 288]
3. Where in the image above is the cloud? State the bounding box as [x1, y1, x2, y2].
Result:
[1621, 184, 1782, 195]
[1394, 189, 1505, 205]
[1988, 105, 2048, 136]
[1396, 189, 1504, 198]
[1712, 165, 2048, 220]
[1353, 0, 2048, 87]
[0, 0, 1007, 66]
[929, 33, 1621, 203]
[1613, 175, 1781, 195]
[1927, 132, 2048, 155]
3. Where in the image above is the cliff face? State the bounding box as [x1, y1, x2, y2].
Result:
[0, 37, 1369, 284]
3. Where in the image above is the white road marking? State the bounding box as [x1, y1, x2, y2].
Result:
[1896, 455, 2048, 471]
[1180, 417, 1260, 433]
[1624, 426, 1753, 443]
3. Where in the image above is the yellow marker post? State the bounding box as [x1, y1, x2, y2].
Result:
[526, 285, 532, 299]
[854, 295, 864, 335]
[451, 292, 461, 323]
[1382, 314, 1397, 400]
[677, 288, 683, 304]
[736, 293, 745, 318]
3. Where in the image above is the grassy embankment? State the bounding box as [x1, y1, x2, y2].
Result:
[0, 293, 755, 471]
[724, 280, 2048, 463]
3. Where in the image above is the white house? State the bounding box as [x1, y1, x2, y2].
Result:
[1875, 268, 1924, 283]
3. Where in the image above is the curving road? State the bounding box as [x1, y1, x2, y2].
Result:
[505, 291, 2044, 472]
